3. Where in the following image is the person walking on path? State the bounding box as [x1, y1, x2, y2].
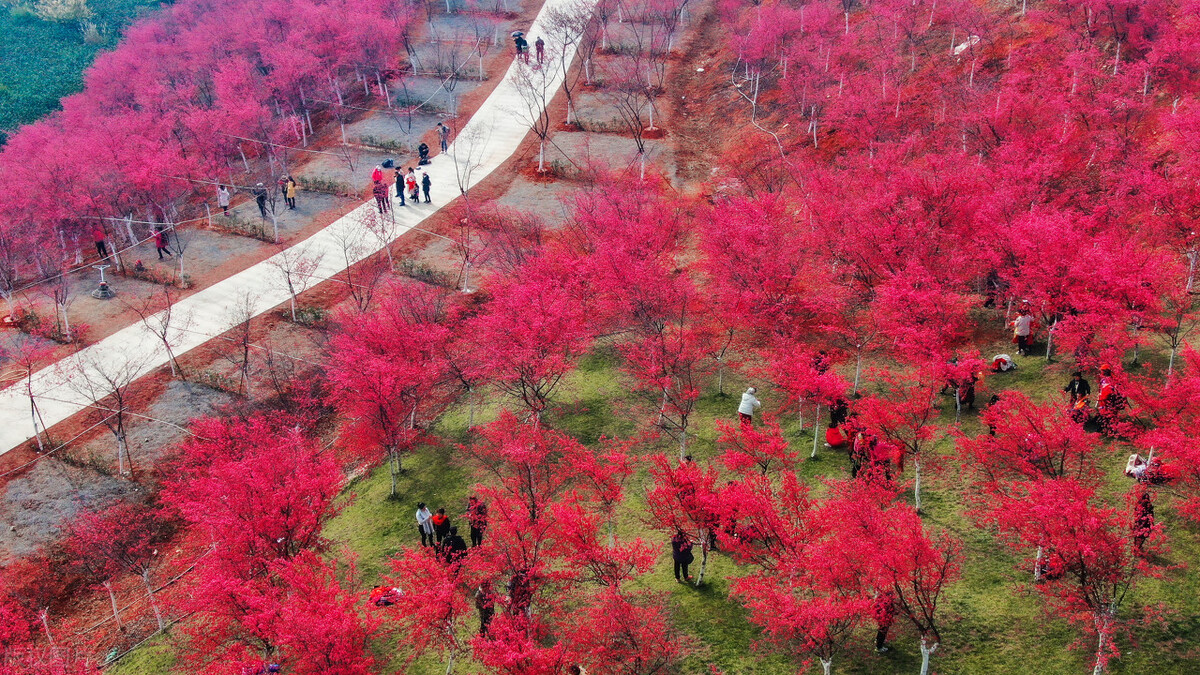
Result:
[443, 526, 468, 564]
[285, 177, 297, 209]
[514, 34, 530, 63]
[92, 227, 109, 259]
[431, 507, 452, 544]
[153, 226, 172, 260]
[467, 496, 488, 547]
[1011, 307, 1035, 356]
[421, 170, 432, 203]
[670, 531, 694, 583]
[217, 185, 232, 216]
[872, 590, 896, 653]
[405, 168, 419, 203]
[253, 183, 269, 219]
[437, 122, 451, 152]
[738, 387, 761, 427]
[371, 165, 384, 183]
[535, 36, 545, 64]
[394, 167, 406, 206]
[372, 180, 390, 214]
[277, 175, 289, 202]
[416, 502, 434, 547]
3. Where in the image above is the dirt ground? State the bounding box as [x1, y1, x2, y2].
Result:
[0, 381, 231, 563]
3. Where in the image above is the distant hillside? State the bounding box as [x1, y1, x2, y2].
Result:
[0, 0, 160, 141]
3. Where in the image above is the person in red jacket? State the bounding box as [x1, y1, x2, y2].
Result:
[431, 507, 451, 544]
[93, 227, 108, 258]
[153, 226, 172, 260]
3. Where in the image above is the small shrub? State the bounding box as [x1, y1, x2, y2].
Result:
[398, 259, 453, 287]
[296, 175, 354, 197]
[197, 370, 240, 395]
[357, 135, 408, 153]
[293, 306, 329, 327]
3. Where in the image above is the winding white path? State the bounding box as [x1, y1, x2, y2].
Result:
[0, 1, 588, 456]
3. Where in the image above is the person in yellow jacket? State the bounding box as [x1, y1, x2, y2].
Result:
[285, 177, 298, 209]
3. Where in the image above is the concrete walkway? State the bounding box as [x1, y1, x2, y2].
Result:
[0, 0, 590, 456]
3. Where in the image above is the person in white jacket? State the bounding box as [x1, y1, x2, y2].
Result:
[738, 387, 761, 427]
[416, 502, 434, 547]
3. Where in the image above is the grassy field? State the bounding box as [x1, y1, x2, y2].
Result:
[110, 328, 1200, 674]
[0, 0, 159, 138]
[313, 334, 1200, 675]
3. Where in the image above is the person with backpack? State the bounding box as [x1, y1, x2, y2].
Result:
[431, 507, 452, 544]
[153, 226, 172, 260]
[508, 569, 534, 617]
[670, 531, 694, 583]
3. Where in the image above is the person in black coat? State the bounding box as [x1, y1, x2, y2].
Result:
[421, 171, 432, 203]
[443, 526, 468, 565]
[1063, 371, 1091, 405]
[670, 531, 694, 583]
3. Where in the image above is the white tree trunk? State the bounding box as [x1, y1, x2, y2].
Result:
[919, 640, 938, 675]
[39, 609, 55, 646]
[104, 581, 122, 629]
[694, 536, 709, 586]
[1092, 625, 1107, 675]
[821, 658, 833, 675]
[143, 570, 164, 631]
[913, 453, 923, 511]
[1034, 545, 1044, 581]
[812, 404, 821, 458]
[853, 350, 863, 392]
[116, 432, 128, 476]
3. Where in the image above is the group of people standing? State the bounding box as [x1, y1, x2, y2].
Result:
[371, 164, 432, 214]
[415, 496, 488, 563]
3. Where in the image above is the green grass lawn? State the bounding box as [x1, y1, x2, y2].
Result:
[0, 0, 159, 137]
[319, 336, 1200, 675]
[113, 334, 1200, 673]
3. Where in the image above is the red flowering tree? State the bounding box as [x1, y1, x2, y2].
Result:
[327, 280, 456, 495]
[984, 479, 1158, 675]
[468, 260, 594, 426]
[645, 455, 723, 586]
[162, 414, 345, 670]
[63, 501, 171, 631]
[856, 366, 944, 511]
